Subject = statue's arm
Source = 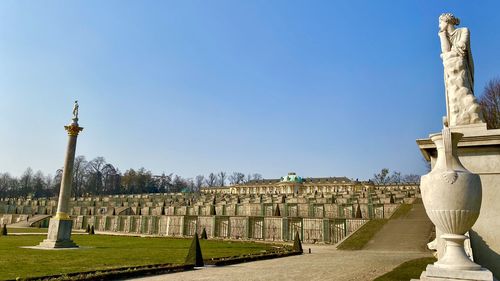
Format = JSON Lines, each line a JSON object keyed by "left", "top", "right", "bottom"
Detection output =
{"left": 439, "top": 31, "right": 451, "bottom": 54}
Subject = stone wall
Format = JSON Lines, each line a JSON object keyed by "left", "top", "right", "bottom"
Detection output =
{"left": 70, "top": 214, "right": 368, "bottom": 244}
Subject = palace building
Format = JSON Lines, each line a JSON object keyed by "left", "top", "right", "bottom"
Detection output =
{"left": 201, "top": 172, "right": 418, "bottom": 195}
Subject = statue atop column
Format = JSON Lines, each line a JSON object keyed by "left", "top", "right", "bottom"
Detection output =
{"left": 438, "top": 13, "right": 483, "bottom": 127}
{"left": 37, "top": 102, "right": 83, "bottom": 249}
{"left": 72, "top": 100, "right": 79, "bottom": 121}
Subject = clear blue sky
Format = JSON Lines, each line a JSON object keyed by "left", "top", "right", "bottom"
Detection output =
{"left": 1, "top": 1, "right": 499, "bottom": 180}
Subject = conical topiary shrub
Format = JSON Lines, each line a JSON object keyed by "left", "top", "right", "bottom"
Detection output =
{"left": 355, "top": 204, "right": 362, "bottom": 218}
{"left": 1, "top": 224, "right": 7, "bottom": 236}
{"left": 90, "top": 225, "right": 95, "bottom": 235}
{"left": 274, "top": 204, "right": 281, "bottom": 217}
{"left": 185, "top": 232, "right": 204, "bottom": 267}
{"left": 292, "top": 231, "right": 303, "bottom": 253}
{"left": 86, "top": 224, "right": 91, "bottom": 233}
{"left": 200, "top": 227, "right": 208, "bottom": 239}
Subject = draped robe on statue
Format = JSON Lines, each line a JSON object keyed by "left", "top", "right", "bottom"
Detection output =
{"left": 441, "top": 27, "right": 482, "bottom": 126}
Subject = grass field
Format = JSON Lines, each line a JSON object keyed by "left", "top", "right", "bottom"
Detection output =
{"left": 6, "top": 227, "right": 49, "bottom": 233}
{"left": 390, "top": 203, "right": 413, "bottom": 220}
{"left": 336, "top": 219, "right": 388, "bottom": 250}
{"left": 373, "top": 257, "right": 437, "bottom": 281}
{"left": 0, "top": 235, "right": 276, "bottom": 280}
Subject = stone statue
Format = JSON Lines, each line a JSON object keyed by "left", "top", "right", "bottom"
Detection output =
{"left": 438, "top": 13, "right": 483, "bottom": 127}
{"left": 72, "top": 100, "right": 79, "bottom": 120}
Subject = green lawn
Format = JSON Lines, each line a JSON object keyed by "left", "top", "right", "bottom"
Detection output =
{"left": 390, "top": 203, "right": 413, "bottom": 220}
{"left": 336, "top": 219, "right": 388, "bottom": 250}
{"left": 6, "top": 227, "right": 49, "bottom": 233}
{"left": 373, "top": 257, "right": 437, "bottom": 281}
{"left": 0, "top": 235, "right": 276, "bottom": 280}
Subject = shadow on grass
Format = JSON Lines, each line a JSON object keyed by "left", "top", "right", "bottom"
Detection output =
{"left": 373, "top": 257, "right": 436, "bottom": 281}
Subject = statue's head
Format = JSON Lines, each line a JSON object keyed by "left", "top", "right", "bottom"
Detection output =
{"left": 439, "top": 13, "right": 460, "bottom": 26}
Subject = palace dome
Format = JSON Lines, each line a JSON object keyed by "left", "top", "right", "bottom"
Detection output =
{"left": 280, "top": 172, "right": 303, "bottom": 183}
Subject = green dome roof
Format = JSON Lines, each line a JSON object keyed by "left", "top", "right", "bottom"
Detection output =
{"left": 280, "top": 172, "right": 303, "bottom": 183}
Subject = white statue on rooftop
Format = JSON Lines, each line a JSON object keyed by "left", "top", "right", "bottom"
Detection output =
{"left": 438, "top": 13, "right": 483, "bottom": 127}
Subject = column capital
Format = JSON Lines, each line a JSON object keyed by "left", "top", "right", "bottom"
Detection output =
{"left": 64, "top": 124, "right": 84, "bottom": 136}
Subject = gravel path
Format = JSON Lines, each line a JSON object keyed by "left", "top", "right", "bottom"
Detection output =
{"left": 126, "top": 246, "right": 431, "bottom": 281}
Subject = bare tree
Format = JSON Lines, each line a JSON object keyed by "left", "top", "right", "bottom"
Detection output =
{"left": 72, "top": 155, "right": 88, "bottom": 197}
{"left": 172, "top": 175, "right": 187, "bottom": 193}
{"left": 194, "top": 175, "right": 205, "bottom": 192}
{"left": 0, "top": 173, "right": 12, "bottom": 198}
{"left": 252, "top": 173, "right": 263, "bottom": 180}
{"left": 205, "top": 173, "right": 217, "bottom": 187}
{"left": 479, "top": 78, "right": 500, "bottom": 129}
{"left": 389, "top": 171, "right": 401, "bottom": 183}
{"left": 53, "top": 169, "right": 63, "bottom": 196}
{"left": 372, "top": 168, "right": 390, "bottom": 184}
{"left": 217, "top": 171, "right": 227, "bottom": 187}
{"left": 402, "top": 174, "right": 421, "bottom": 183}
{"left": 102, "top": 164, "right": 119, "bottom": 194}
{"left": 32, "top": 170, "right": 45, "bottom": 198}
{"left": 229, "top": 172, "right": 245, "bottom": 185}
{"left": 19, "top": 167, "right": 33, "bottom": 197}
{"left": 86, "top": 157, "right": 107, "bottom": 194}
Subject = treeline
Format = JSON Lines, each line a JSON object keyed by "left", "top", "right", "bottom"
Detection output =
{"left": 0, "top": 156, "right": 263, "bottom": 199}
{"left": 371, "top": 168, "right": 420, "bottom": 184}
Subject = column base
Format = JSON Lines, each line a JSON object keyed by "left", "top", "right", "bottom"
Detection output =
{"left": 412, "top": 265, "right": 495, "bottom": 281}
{"left": 37, "top": 218, "right": 78, "bottom": 249}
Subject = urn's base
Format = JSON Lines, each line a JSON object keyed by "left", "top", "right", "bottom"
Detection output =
{"left": 412, "top": 265, "right": 495, "bottom": 281}
{"left": 438, "top": 234, "right": 481, "bottom": 271}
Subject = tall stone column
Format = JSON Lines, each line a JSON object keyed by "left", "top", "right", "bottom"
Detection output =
{"left": 38, "top": 102, "right": 83, "bottom": 248}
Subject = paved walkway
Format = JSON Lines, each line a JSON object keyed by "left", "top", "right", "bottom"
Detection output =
{"left": 126, "top": 247, "right": 430, "bottom": 281}
{"left": 127, "top": 201, "right": 434, "bottom": 281}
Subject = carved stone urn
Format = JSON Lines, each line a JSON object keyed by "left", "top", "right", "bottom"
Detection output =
{"left": 421, "top": 126, "right": 482, "bottom": 270}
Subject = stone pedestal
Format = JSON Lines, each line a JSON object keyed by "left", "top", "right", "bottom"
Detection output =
{"left": 38, "top": 218, "right": 78, "bottom": 248}
{"left": 414, "top": 265, "right": 494, "bottom": 281}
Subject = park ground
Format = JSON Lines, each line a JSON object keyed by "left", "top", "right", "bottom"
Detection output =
{"left": 130, "top": 200, "right": 434, "bottom": 281}
{"left": 0, "top": 235, "right": 277, "bottom": 280}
